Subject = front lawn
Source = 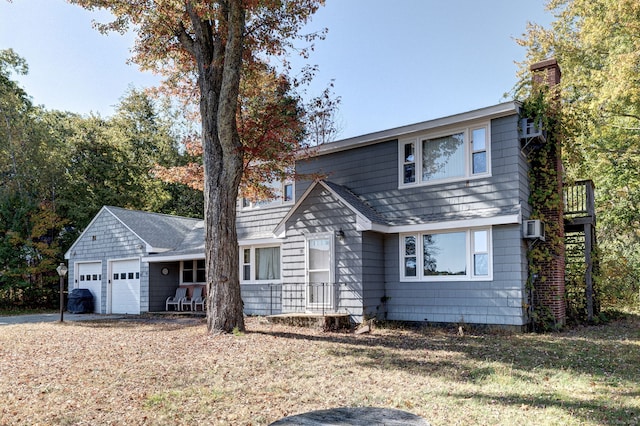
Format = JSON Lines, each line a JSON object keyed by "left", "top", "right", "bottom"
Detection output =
{"left": 1, "top": 315, "right": 638, "bottom": 425}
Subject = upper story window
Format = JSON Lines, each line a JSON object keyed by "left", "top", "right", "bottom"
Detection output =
{"left": 400, "top": 228, "right": 492, "bottom": 281}
{"left": 399, "top": 124, "right": 490, "bottom": 187}
{"left": 241, "top": 180, "right": 294, "bottom": 210}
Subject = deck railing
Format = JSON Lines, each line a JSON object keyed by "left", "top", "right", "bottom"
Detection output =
{"left": 240, "top": 282, "right": 345, "bottom": 316}
{"left": 564, "top": 180, "right": 595, "bottom": 218}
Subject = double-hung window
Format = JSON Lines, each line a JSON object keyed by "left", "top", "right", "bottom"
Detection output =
{"left": 400, "top": 228, "right": 492, "bottom": 281}
{"left": 241, "top": 181, "right": 294, "bottom": 209}
{"left": 240, "top": 245, "right": 281, "bottom": 282}
{"left": 399, "top": 124, "right": 490, "bottom": 186}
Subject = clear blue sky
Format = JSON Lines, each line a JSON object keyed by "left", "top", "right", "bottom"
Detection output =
{"left": 0, "top": 0, "right": 552, "bottom": 140}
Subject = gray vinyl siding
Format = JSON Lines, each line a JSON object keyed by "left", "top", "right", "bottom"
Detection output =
{"left": 383, "top": 224, "right": 526, "bottom": 326}
{"left": 282, "top": 113, "right": 531, "bottom": 326}
{"left": 282, "top": 185, "right": 364, "bottom": 321}
{"left": 67, "top": 210, "right": 148, "bottom": 314}
{"left": 362, "top": 231, "right": 385, "bottom": 320}
{"left": 148, "top": 263, "right": 180, "bottom": 311}
{"left": 237, "top": 204, "right": 290, "bottom": 314}
{"left": 236, "top": 204, "right": 290, "bottom": 239}
{"left": 296, "top": 115, "right": 526, "bottom": 223}
{"left": 241, "top": 283, "right": 283, "bottom": 315}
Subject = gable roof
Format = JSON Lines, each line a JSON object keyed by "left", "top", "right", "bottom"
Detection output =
{"left": 64, "top": 206, "right": 203, "bottom": 259}
{"left": 105, "top": 206, "right": 201, "bottom": 252}
{"left": 321, "top": 181, "right": 388, "bottom": 225}
{"left": 273, "top": 180, "right": 388, "bottom": 237}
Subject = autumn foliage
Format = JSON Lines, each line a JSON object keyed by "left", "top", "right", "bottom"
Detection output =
{"left": 68, "top": 0, "right": 327, "bottom": 333}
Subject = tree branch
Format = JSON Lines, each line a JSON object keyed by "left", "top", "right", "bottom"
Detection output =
{"left": 175, "top": 21, "right": 196, "bottom": 58}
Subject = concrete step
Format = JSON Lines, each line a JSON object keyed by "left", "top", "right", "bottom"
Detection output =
{"left": 266, "top": 313, "right": 351, "bottom": 331}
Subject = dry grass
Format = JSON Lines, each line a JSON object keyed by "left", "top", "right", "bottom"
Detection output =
{"left": 1, "top": 314, "right": 639, "bottom": 425}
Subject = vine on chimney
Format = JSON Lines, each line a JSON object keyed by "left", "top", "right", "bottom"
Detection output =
{"left": 521, "top": 90, "right": 565, "bottom": 331}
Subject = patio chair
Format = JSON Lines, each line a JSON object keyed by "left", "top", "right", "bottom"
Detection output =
{"left": 181, "top": 286, "right": 204, "bottom": 311}
{"left": 192, "top": 287, "right": 206, "bottom": 311}
{"left": 166, "top": 287, "right": 187, "bottom": 311}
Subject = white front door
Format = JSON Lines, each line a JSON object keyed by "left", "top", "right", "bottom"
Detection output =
{"left": 110, "top": 259, "right": 141, "bottom": 314}
{"left": 306, "top": 235, "right": 334, "bottom": 311}
{"left": 77, "top": 262, "right": 102, "bottom": 313}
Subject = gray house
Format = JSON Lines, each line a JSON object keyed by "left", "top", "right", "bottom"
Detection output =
{"left": 237, "top": 100, "right": 531, "bottom": 326}
{"left": 65, "top": 98, "right": 542, "bottom": 327}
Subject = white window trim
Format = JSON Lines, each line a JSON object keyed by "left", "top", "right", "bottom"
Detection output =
{"left": 398, "top": 123, "right": 491, "bottom": 188}
{"left": 240, "top": 180, "right": 294, "bottom": 210}
{"left": 399, "top": 227, "right": 493, "bottom": 282}
{"left": 305, "top": 232, "right": 335, "bottom": 310}
{"left": 239, "top": 243, "right": 283, "bottom": 284}
{"left": 305, "top": 232, "right": 335, "bottom": 285}
{"left": 180, "top": 259, "right": 206, "bottom": 285}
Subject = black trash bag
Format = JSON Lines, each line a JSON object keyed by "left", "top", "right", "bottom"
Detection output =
{"left": 67, "top": 288, "right": 94, "bottom": 314}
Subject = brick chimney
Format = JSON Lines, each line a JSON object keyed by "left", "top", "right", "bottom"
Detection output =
{"left": 529, "top": 58, "right": 566, "bottom": 327}
{"left": 531, "top": 58, "right": 561, "bottom": 89}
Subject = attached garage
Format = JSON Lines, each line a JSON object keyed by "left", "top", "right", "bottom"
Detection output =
{"left": 76, "top": 261, "right": 102, "bottom": 313}
{"left": 65, "top": 206, "right": 204, "bottom": 314}
{"left": 110, "top": 259, "right": 141, "bottom": 314}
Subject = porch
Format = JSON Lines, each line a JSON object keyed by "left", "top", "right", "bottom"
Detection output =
{"left": 240, "top": 282, "right": 360, "bottom": 322}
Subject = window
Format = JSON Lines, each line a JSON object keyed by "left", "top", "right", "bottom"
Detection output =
{"left": 400, "top": 228, "right": 492, "bottom": 280}
{"left": 473, "top": 230, "right": 489, "bottom": 276}
{"left": 182, "top": 259, "right": 206, "bottom": 284}
{"left": 422, "top": 133, "right": 465, "bottom": 181}
{"left": 403, "top": 143, "right": 416, "bottom": 184}
{"left": 400, "top": 124, "right": 490, "bottom": 186}
{"left": 196, "top": 259, "right": 205, "bottom": 282}
{"left": 242, "top": 249, "right": 251, "bottom": 281}
{"left": 471, "top": 128, "right": 487, "bottom": 174}
{"left": 403, "top": 236, "right": 417, "bottom": 277}
{"left": 240, "top": 245, "right": 281, "bottom": 282}
{"left": 423, "top": 232, "right": 466, "bottom": 276}
{"left": 241, "top": 181, "right": 294, "bottom": 209}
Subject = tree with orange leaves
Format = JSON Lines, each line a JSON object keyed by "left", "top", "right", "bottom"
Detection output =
{"left": 69, "top": 0, "right": 326, "bottom": 333}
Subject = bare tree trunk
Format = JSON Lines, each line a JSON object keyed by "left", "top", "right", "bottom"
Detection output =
{"left": 191, "top": 1, "right": 246, "bottom": 333}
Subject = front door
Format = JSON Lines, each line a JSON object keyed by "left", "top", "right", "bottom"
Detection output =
{"left": 306, "top": 235, "right": 334, "bottom": 311}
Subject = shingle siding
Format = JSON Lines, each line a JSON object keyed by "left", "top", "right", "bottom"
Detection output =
{"left": 148, "top": 263, "right": 180, "bottom": 311}
{"left": 382, "top": 225, "right": 526, "bottom": 326}
{"left": 362, "top": 231, "right": 385, "bottom": 320}
{"left": 236, "top": 204, "right": 290, "bottom": 240}
{"left": 281, "top": 185, "right": 365, "bottom": 320}
{"left": 296, "top": 116, "right": 524, "bottom": 225}
{"left": 268, "top": 113, "right": 531, "bottom": 326}
{"left": 67, "top": 209, "right": 147, "bottom": 314}
{"left": 70, "top": 106, "right": 533, "bottom": 327}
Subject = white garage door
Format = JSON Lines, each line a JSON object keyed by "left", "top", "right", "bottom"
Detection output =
{"left": 111, "top": 259, "right": 140, "bottom": 314}
{"left": 77, "top": 262, "right": 102, "bottom": 313}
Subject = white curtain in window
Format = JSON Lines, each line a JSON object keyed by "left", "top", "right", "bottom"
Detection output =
{"left": 256, "top": 247, "right": 280, "bottom": 280}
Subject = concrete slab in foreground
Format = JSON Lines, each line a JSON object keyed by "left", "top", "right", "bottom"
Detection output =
{"left": 269, "top": 407, "right": 430, "bottom": 426}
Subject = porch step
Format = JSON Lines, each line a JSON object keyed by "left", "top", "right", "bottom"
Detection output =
{"left": 266, "top": 313, "right": 351, "bottom": 331}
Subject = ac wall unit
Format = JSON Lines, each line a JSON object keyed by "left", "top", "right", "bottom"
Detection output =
{"left": 519, "top": 118, "right": 545, "bottom": 140}
{"left": 523, "top": 220, "right": 545, "bottom": 241}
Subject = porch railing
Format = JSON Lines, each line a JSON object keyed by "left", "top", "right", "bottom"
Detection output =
{"left": 240, "top": 282, "right": 346, "bottom": 316}
{"left": 564, "top": 180, "right": 595, "bottom": 218}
